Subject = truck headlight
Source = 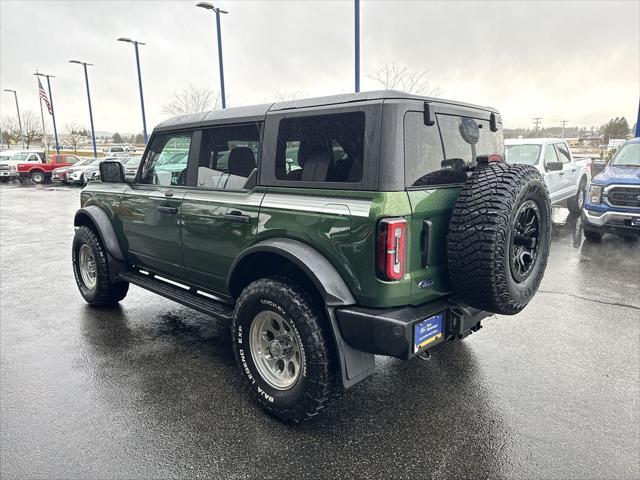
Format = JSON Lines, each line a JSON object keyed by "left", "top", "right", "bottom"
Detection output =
{"left": 589, "top": 185, "right": 603, "bottom": 204}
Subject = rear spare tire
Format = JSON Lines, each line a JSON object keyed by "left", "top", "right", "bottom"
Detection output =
{"left": 447, "top": 163, "right": 551, "bottom": 315}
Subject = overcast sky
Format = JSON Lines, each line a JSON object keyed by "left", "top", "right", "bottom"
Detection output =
{"left": 1, "top": 0, "right": 638, "bottom": 135}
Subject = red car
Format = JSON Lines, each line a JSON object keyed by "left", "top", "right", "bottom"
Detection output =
{"left": 18, "top": 154, "right": 81, "bottom": 184}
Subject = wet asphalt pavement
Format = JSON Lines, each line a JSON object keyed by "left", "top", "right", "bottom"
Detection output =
{"left": 1, "top": 183, "right": 639, "bottom": 480}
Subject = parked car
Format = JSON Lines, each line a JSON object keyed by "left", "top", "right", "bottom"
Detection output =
{"left": 124, "top": 143, "right": 136, "bottom": 153}
{"left": 121, "top": 155, "right": 142, "bottom": 181}
{"left": 52, "top": 157, "right": 93, "bottom": 183}
{"left": 0, "top": 150, "right": 46, "bottom": 182}
{"left": 16, "top": 152, "right": 72, "bottom": 184}
{"left": 583, "top": 137, "right": 640, "bottom": 241}
{"left": 72, "top": 91, "right": 551, "bottom": 422}
{"left": 505, "top": 138, "right": 591, "bottom": 213}
{"left": 65, "top": 158, "right": 104, "bottom": 185}
{"left": 103, "top": 145, "right": 129, "bottom": 158}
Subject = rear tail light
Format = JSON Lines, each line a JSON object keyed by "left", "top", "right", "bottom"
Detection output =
{"left": 377, "top": 218, "right": 407, "bottom": 281}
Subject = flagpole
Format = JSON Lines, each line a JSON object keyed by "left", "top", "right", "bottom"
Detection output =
{"left": 44, "top": 75, "right": 60, "bottom": 154}
{"left": 35, "top": 71, "right": 48, "bottom": 153}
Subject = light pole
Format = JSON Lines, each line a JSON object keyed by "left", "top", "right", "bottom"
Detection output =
{"left": 34, "top": 72, "right": 61, "bottom": 154}
{"left": 3, "top": 89, "right": 23, "bottom": 147}
{"left": 355, "top": 0, "right": 360, "bottom": 93}
{"left": 118, "top": 37, "right": 148, "bottom": 144}
{"left": 69, "top": 60, "right": 97, "bottom": 157}
{"left": 196, "top": 2, "right": 228, "bottom": 109}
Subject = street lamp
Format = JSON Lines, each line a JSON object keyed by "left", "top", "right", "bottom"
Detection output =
{"left": 3, "top": 89, "right": 23, "bottom": 147}
{"left": 34, "top": 72, "right": 61, "bottom": 154}
{"left": 196, "top": 2, "right": 228, "bottom": 109}
{"left": 69, "top": 60, "right": 97, "bottom": 157}
{"left": 118, "top": 37, "right": 148, "bottom": 144}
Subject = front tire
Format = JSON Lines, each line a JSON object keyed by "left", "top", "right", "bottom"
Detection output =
{"left": 567, "top": 177, "right": 587, "bottom": 214}
{"left": 72, "top": 226, "right": 129, "bottom": 306}
{"left": 232, "top": 278, "right": 337, "bottom": 423}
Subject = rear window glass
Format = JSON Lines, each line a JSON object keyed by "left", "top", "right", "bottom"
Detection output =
{"left": 275, "top": 112, "right": 364, "bottom": 183}
{"left": 404, "top": 113, "right": 504, "bottom": 187}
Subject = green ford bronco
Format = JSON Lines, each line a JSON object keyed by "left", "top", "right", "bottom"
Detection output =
{"left": 72, "top": 91, "right": 551, "bottom": 422}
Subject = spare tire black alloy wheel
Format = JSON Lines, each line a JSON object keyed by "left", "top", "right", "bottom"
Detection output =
{"left": 447, "top": 163, "right": 551, "bottom": 315}
{"left": 510, "top": 200, "right": 540, "bottom": 283}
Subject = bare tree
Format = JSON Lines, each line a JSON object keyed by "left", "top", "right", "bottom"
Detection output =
{"left": 21, "top": 111, "right": 41, "bottom": 149}
{"left": 1, "top": 117, "right": 20, "bottom": 147}
{"left": 368, "top": 63, "right": 442, "bottom": 96}
{"left": 162, "top": 84, "right": 221, "bottom": 115}
{"left": 273, "top": 89, "right": 306, "bottom": 102}
{"left": 64, "top": 124, "right": 84, "bottom": 154}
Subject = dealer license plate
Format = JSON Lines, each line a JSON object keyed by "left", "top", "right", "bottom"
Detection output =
{"left": 413, "top": 312, "right": 444, "bottom": 353}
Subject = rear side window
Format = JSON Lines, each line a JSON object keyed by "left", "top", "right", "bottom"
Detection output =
{"left": 275, "top": 112, "right": 364, "bottom": 183}
{"left": 197, "top": 124, "right": 260, "bottom": 190}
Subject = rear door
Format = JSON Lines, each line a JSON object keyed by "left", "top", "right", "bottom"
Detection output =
{"left": 404, "top": 108, "right": 504, "bottom": 305}
{"left": 181, "top": 123, "right": 263, "bottom": 296}
{"left": 119, "top": 131, "right": 193, "bottom": 279}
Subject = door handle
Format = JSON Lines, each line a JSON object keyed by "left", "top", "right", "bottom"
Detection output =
{"left": 164, "top": 191, "right": 174, "bottom": 197}
{"left": 224, "top": 210, "right": 250, "bottom": 224}
{"left": 571, "top": 169, "right": 576, "bottom": 172}
{"left": 157, "top": 205, "right": 178, "bottom": 214}
{"left": 559, "top": 172, "right": 564, "bottom": 176}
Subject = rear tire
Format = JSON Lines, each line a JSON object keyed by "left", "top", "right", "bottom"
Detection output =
{"left": 31, "top": 171, "right": 45, "bottom": 184}
{"left": 72, "top": 226, "right": 129, "bottom": 306}
{"left": 232, "top": 277, "right": 337, "bottom": 423}
{"left": 447, "top": 163, "right": 552, "bottom": 315}
{"left": 567, "top": 177, "right": 587, "bottom": 214}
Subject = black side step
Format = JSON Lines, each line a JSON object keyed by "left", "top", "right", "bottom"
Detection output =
{"left": 120, "top": 271, "right": 234, "bottom": 321}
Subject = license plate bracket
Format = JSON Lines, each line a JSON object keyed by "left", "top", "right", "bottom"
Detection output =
{"left": 413, "top": 312, "right": 445, "bottom": 353}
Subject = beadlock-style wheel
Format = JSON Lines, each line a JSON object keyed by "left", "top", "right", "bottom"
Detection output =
{"left": 78, "top": 244, "right": 97, "bottom": 289}
{"left": 249, "top": 311, "right": 302, "bottom": 390}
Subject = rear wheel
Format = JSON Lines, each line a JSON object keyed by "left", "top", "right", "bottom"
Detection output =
{"left": 447, "top": 163, "right": 552, "bottom": 315}
{"left": 232, "top": 277, "right": 337, "bottom": 423}
{"left": 72, "top": 226, "right": 129, "bottom": 306}
{"left": 31, "top": 171, "right": 45, "bottom": 184}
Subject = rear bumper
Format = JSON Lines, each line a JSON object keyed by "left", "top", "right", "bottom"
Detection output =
{"left": 336, "top": 299, "right": 491, "bottom": 361}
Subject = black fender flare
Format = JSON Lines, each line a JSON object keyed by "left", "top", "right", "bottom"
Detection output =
{"left": 228, "top": 239, "right": 374, "bottom": 388}
{"left": 74, "top": 206, "right": 125, "bottom": 261}
{"left": 228, "top": 238, "right": 356, "bottom": 306}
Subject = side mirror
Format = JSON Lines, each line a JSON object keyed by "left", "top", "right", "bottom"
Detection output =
{"left": 99, "top": 160, "right": 125, "bottom": 183}
{"left": 545, "top": 161, "right": 563, "bottom": 172}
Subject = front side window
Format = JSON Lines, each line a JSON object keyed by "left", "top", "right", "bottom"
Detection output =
{"left": 554, "top": 143, "right": 571, "bottom": 164}
{"left": 139, "top": 133, "right": 192, "bottom": 186}
{"left": 197, "top": 124, "right": 260, "bottom": 190}
{"left": 275, "top": 112, "right": 364, "bottom": 183}
{"left": 543, "top": 144, "right": 559, "bottom": 166}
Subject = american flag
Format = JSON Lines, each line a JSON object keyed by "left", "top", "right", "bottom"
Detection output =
{"left": 38, "top": 78, "right": 53, "bottom": 115}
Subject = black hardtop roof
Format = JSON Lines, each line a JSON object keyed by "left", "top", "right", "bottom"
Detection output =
{"left": 154, "top": 90, "right": 499, "bottom": 132}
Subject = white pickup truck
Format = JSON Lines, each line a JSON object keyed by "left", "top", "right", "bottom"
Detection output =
{"left": 505, "top": 138, "right": 591, "bottom": 213}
